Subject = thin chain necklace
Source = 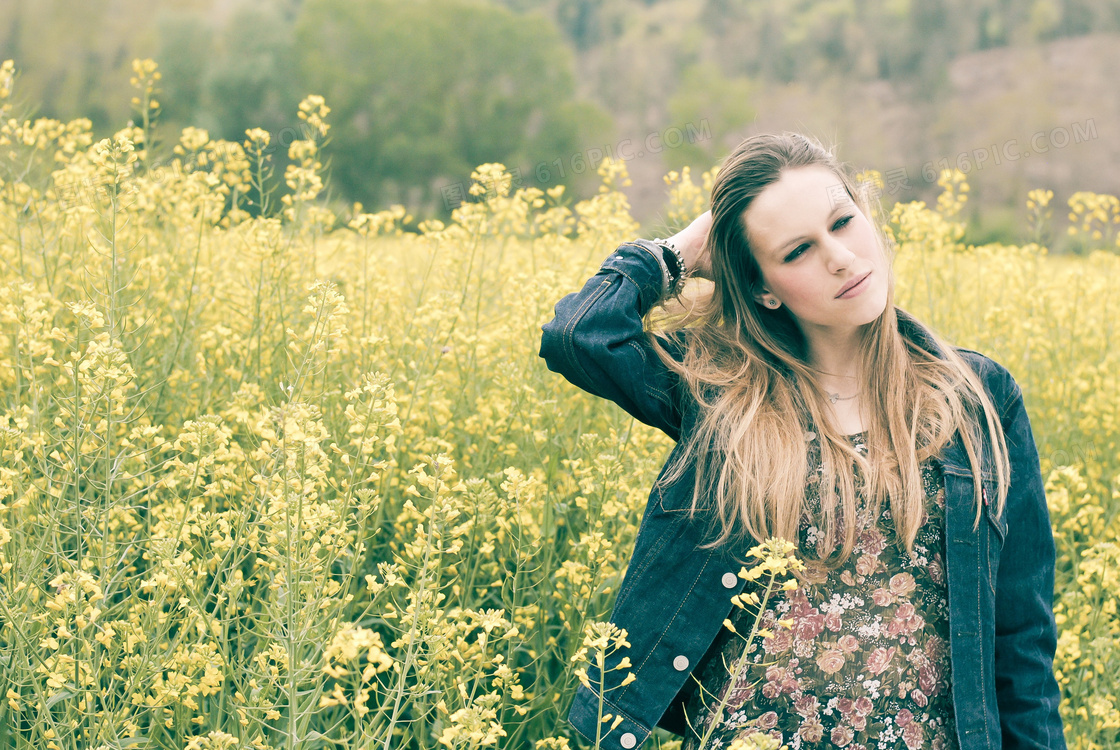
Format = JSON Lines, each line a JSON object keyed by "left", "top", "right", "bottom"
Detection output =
{"left": 809, "top": 366, "right": 860, "bottom": 404}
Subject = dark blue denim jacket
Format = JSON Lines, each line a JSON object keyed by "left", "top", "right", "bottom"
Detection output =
{"left": 539, "top": 240, "right": 1065, "bottom": 750}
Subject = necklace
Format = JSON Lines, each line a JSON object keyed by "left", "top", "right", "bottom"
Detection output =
{"left": 809, "top": 366, "right": 859, "bottom": 405}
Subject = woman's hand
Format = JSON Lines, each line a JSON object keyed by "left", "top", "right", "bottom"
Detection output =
{"left": 668, "top": 210, "right": 713, "bottom": 279}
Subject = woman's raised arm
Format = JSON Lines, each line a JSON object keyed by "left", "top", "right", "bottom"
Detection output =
{"left": 538, "top": 239, "right": 691, "bottom": 441}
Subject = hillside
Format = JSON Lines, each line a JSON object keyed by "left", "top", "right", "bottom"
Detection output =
{"left": 612, "top": 32, "right": 1119, "bottom": 240}
{"left": 3, "top": 0, "right": 1117, "bottom": 244}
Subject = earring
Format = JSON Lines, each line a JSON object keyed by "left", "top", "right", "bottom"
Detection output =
{"left": 766, "top": 299, "right": 779, "bottom": 308}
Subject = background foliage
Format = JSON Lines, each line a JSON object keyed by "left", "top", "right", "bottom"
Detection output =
{"left": 2, "top": 0, "right": 1118, "bottom": 237}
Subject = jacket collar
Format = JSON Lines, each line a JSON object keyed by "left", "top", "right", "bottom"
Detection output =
{"left": 894, "top": 308, "right": 996, "bottom": 481}
{"left": 895, "top": 306, "right": 949, "bottom": 360}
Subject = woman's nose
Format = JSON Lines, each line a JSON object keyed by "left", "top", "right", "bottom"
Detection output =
{"left": 824, "top": 236, "right": 857, "bottom": 271}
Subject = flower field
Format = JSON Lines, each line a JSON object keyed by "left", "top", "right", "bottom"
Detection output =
{"left": 0, "top": 59, "right": 1119, "bottom": 749}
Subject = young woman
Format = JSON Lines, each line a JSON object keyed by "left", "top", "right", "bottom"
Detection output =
{"left": 539, "top": 133, "right": 1064, "bottom": 750}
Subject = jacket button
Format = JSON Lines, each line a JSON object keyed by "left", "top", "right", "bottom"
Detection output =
{"left": 620, "top": 733, "right": 637, "bottom": 748}
{"left": 673, "top": 654, "right": 689, "bottom": 671}
{"left": 721, "top": 572, "right": 738, "bottom": 588}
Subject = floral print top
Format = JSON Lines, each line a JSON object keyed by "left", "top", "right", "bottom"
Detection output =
{"left": 680, "top": 431, "right": 958, "bottom": 750}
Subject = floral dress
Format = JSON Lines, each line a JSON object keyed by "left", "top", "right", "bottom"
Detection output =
{"left": 681, "top": 431, "right": 958, "bottom": 750}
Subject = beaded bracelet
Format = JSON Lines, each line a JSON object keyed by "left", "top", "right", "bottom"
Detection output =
{"left": 652, "top": 237, "right": 688, "bottom": 295}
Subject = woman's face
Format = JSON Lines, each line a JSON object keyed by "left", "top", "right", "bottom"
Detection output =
{"left": 742, "top": 164, "right": 889, "bottom": 334}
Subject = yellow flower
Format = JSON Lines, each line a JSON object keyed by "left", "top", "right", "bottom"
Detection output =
{"left": 244, "top": 127, "right": 271, "bottom": 148}
{"left": 0, "top": 59, "right": 14, "bottom": 99}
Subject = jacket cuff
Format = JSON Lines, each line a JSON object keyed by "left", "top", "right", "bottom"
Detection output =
{"left": 600, "top": 240, "right": 672, "bottom": 309}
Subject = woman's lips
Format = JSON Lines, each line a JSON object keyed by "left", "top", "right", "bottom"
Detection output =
{"left": 836, "top": 271, "right": 871, "bottom": 299}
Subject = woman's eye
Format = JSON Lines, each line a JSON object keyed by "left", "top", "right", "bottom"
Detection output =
{"left": 783, "top": 215, "right": 855, "bottom": 262}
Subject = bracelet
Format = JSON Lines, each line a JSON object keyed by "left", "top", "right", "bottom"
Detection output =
{"left": 653, "top": 237, "right": 688, "bottom": 294}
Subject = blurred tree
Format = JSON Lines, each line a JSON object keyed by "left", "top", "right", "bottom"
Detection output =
{"left": 557, "top": 0, "right": 602, "bottom": 50}
{"left": 1026, "top": 0, "right": 1064, "bottom": 41}
{"left": 699, "top": 0, "right": 732, "bottom": 33}
{"left": 4, "top": 0, "right": 1119, "bottom": 225}
{"left": 862, "top": 0, "right": 923, "bottom": 80}
{"left": 911, "top": 0, "right": 955, "bottom": 80}
{"left": 201, "top": 2, "right": 303, "bottom": 141}
{"left": 0, "top": 0, "right": 218, "bottom": 131}
{"left": 665, "top": 62, "right": 754, "bottom": 170}
{"left": 488, "top": 0, "right": 631, "bottom": 51}
{"left": 294, "top": 0, "right": 611, "bottom": 213}
{"left": 155, "top": 13, "right": 213, "bottom": 128}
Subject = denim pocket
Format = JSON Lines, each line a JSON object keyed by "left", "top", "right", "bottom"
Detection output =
{"left": 656, "top": 480, "right": 692, "bottom": 514}
{"left": 983, "top": 481, "right": 1006, "bottom": 595}
{"left": 983, "top": 482, "right": 1007, "bottom": 544}
{"left": 651, "top": 442, "right": 693, "bottom": 514}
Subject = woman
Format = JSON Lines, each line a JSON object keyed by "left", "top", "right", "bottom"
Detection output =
{"left": 539, "top": 133, "right": 1064, "bottom": 750}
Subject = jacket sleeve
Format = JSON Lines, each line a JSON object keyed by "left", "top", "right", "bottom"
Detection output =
{"left": 538, "top": 240, "right": 689, "bottom": 442}
{"left": 993, "top": 373, "right": 1067, "bottom": 749}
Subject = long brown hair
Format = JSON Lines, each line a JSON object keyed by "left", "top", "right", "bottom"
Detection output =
{"left": 647, "top": 132, "right": 1010, "bottom": 569}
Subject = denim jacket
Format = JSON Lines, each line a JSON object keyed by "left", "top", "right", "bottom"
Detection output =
{"left": 539, "top": 240, "right": 1065, "bottom": 750}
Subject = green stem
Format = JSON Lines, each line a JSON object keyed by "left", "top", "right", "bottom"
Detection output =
{"left": 694, "top": 574, "right": 778, "bottom": 750}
